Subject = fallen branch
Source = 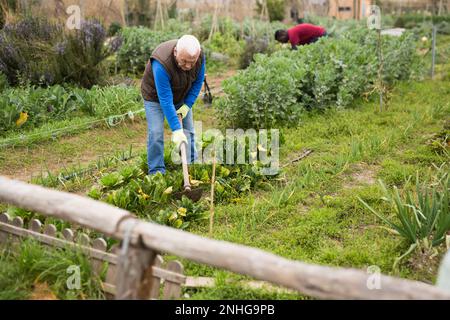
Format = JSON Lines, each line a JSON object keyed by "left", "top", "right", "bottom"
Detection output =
{"left": 282, "top": 149, "right": 313, "bottom": 168}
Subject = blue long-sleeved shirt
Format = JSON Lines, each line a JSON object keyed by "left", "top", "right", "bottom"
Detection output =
{"left": 152, "top": 57, "right": 206, "bottom": 132}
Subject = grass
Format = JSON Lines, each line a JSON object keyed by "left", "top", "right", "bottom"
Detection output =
{"left": 0, "top": 79, "right": 449, "bottom": 299}
{"left": 177, "top": 80, "right": 450, "bottom": 298}
{"left": 0, "top": 239, "right": 104, "bottom": 300}
{"left": 0, "top": 101, "right": 217, "bottom": 183}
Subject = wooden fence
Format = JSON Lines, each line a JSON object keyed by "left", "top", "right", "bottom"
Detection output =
{"left": 0, "top": 212, "right": 185, "bottom": 299}
{"left": 0, "top": 176, "right": 450, "bottom": 300}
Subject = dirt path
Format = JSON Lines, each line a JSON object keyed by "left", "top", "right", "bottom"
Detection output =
{"left": 206, "top": 70, "right": 236, "bottom": 97}
{"left": 0, "top": 120, "right": 148, "bottom": 182}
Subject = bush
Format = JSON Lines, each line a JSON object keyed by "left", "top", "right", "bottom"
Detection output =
{"left": 56, "top": 20, "right": 119, "bottom": 88}
{"left": 0, "top": 17, "right": 117, "bottom": 88}
{"left": 216, "top": 29, "right": 418, "bottom": 129}
{"left": 204, "top": 32, "right": 244, "bottom": 67}
{"left": 394, "top": 14, "right": 450, "bottom": 28}
{"left": 108, "top": 21, "right": 122, "bottom": 37}
{"left": 0, "top": 72, "right": 9, "bottom": 92}
{"left": 116, "top": 27, "right": 180, "bottom": 74}
{"left": 0, "top": 16, "right": 63, "bottom": 86}
{"left": 239, "top": 36, "right": 274, "bottom": 69}
{"left": 394, "top": 14, "right": 450, "bottom": 35}
{"left": 216, "top": 53, "right": 304, "bottom": 129}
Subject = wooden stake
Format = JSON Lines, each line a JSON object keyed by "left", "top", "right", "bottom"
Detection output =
{"left": 208, "top": 2, "right": 220, "bottom": 41}
{"left": 377, "top": 28, "right": 384, "bottom": 112}
{"left": 431, "top": 25, "right": 437, "bottom": 80}
{"left": 209, "top": 150, "right": 216, "bottom": 237}
{"left": 259, "top": 0, "right": 269, "bottom": 21}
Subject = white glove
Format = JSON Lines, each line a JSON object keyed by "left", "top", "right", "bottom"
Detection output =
{"left": 172, "top": 129, "right": 188, "bottom": 150}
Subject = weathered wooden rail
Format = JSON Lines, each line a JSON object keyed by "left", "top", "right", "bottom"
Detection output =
{"left": 1, "top": 176, "right": 450, "bottom": 300}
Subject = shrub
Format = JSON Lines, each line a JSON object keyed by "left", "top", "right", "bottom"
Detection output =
{"left": 0, "top": 17, "right": 117, "bottom": 88}
{"left": 56, "top": 20, "right": 116, "bottom": 88}
{"left": 116, "top": 27, "right": 180, "bottom": 74}
{"left": 216, "top": 53, "right": 304, "bottom": 129}
{"left": 108, "top": 21, "right": 122, "bottom": 37}
{"left": 204, "top": 31, "right": 244, "bottom": 69}
{"left": 216, "top": 29, "right": 418, "bottom": 129}
{"left": 0, "top": 16, "right": 62, "bottom": 86}
{"left": 239, "top": 36, "right": 274, "bottom": 69}
{"left": 394, "top": 14, "right": 450, "bottom": 28}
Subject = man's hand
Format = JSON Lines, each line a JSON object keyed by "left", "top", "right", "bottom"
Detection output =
{"left": 177, "top": 104, "right": 191, "bottom": 119}
{"left": 172, "top": 129, "right": 188, "bottom": 150}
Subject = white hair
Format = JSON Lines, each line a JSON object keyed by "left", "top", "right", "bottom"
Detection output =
{"left": 176, "top": 35, "right": 201, "bottom": 57}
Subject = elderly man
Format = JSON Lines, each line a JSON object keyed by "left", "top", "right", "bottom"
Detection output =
{"left": 141, "top": 35, "right": 205, "bottom": 175}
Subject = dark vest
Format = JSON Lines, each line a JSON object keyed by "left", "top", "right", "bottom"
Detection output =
{"left": 141, "top": 39, "right": 204, "bottom": 106}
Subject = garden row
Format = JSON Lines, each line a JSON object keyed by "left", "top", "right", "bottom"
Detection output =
{"left": 0, "top": 15, "right": 288, "bottom": 140}
{"left": 115, "top": 16, "right": 287, "bottom": 73}
{"left": 216, "top": 28, "right": 420, "bottom": 129}
{"left": 0, "top": 84, "right": 142, "bottom": 137}
{"left": 0, "top": 15, "right": 286, "bottom": 90}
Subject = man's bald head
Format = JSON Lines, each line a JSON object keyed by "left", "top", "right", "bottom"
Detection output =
{"left": 174, "top": 35, "right": 201, "bottom": 71}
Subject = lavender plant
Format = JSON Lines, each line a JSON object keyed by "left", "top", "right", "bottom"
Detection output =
{"left": 0, "top": 17, "right": 120, "bottom": 88}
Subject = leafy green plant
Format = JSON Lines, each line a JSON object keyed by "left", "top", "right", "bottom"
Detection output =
{"left": 204, "top": 31, "right": 244, "bottom": 67}
{"left": 216, "top": 52, "right": 304, "bottom": 129}
{"left": 116, "top": 27, "right": 180, "bottom": 74}
{"left": 89, "top": 139, "right": 277, "bottom": 229}
{"left": 100, "top": 172, "right": 124, "bottom": 189}
{"left": 155, "top": 196, "right": 208, "bottom": 229}
{"left": 108, "top": 21, "right": 122, "bottom": 37}
{"left": 216, "top": 29, "right": 418, "bottom": 129}
{"left": 359, "top": 172, "right": 450, "bottom": 267}
{"left": 239, "top": 36, "right": 274, "bottom": 69}
{"left": 0, "top": 84, "right": 142, "bottom": 137}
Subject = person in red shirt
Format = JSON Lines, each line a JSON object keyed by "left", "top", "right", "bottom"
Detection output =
{"left": 275, "top": 23, "right": 327, "bottom": 50}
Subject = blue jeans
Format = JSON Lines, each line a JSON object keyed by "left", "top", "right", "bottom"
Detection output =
{"left": 144, "top": 100, "right": 197, "bottom": 175}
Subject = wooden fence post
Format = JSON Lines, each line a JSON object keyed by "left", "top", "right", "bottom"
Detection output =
{"left": 115, "top": 220, "right": 158, "bottom": 300}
